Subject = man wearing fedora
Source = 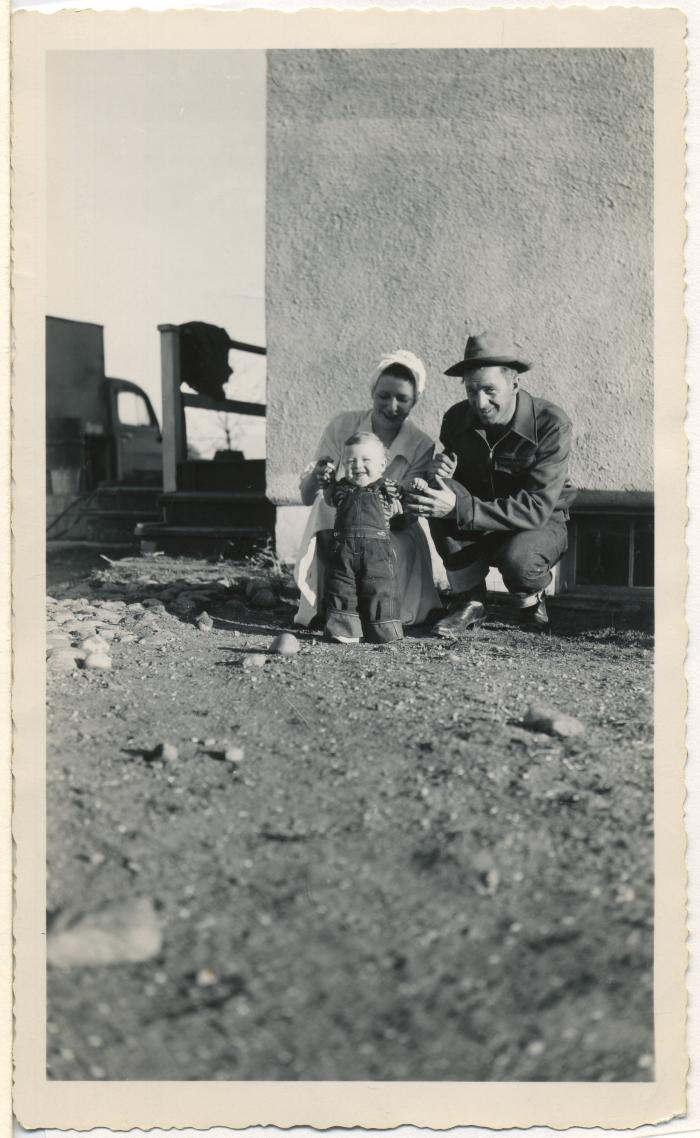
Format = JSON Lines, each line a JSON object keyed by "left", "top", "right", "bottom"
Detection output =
{"left": 407, "top": 332, "right": 576, "bottom": 634}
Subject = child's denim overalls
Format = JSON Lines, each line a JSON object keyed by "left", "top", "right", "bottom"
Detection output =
{"left": 325, "top": 479, "right": 404, "bottom": 643}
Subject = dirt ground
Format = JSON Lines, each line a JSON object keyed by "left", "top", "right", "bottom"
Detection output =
{"left": 45, "top": 546, "right": 654, "bottom": 1082}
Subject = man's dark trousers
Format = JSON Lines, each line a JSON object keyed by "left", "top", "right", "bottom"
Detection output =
{"left": 430, "top": 512, "right": 568, "bottom": 600}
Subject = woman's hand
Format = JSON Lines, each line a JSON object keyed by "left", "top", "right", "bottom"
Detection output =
{"left": 427, "top": 451, "right": 458, "bottom": 481}
{"left": 405, "top": 475, "right": 457, "bottom": 519}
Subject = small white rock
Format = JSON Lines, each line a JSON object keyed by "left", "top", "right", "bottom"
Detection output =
{"left": 242, "top": 653, "right": 268, "bottom": 670}
{"left": 151, "top": 741, "right": 178, "bottom": 761}
{"left": 79, "top": 636, "right": 111, "bottom": 655}
{"left": 224, "top": 746, "right": 245, "bottom": 763}
{"left": 84, "top": 653, "right": 112, "bottom": 670}
{"left": 269, "top": 632, "right": 301, "bottom": 656}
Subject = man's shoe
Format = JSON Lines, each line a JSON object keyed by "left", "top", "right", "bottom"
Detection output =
{"left": 434, "top": 593, "right": 487, "bottom": 638}
{"left": 518, "top": 592, "right": 549, "bottom": 630}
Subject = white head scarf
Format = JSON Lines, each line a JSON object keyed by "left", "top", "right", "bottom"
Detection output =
{"left": 369, "top": 350, "right": 427, "bottom": 400}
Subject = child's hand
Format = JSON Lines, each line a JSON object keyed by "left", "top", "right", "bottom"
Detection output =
{"left": 314, "top": 457, "right": 335, "bottom": 487}
{"left": 410, "top": 477, "right": 430, "bottom": 493}
{"left": 427, "top": 451, "right": 458, "bottom": 481}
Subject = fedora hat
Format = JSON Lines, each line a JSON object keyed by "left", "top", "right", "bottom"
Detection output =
{"left": 444, "top": 332, "right": 531, "bottom": 377}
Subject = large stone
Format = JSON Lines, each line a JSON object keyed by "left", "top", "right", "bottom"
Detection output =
{"left": 524, "top": 704, "right": 585, "bottom": 738}
{"left": 251, "top": 589, "right": 278, "bottom": 610}
{"left": 47, "top": 649, "right": 80, "bottom": 671}
{"left": 94, "top": 611, "right": 123, "bottom": 625}
{"left": 46, "top": 635, "right": 72, "bottom": 651}
{"left": 47, "top": 897, "right": 162, "bottom": 968}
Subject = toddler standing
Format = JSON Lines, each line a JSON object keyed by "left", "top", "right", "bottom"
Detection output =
{"left": 321, "top": 432, "right": 406, "bottom": 644}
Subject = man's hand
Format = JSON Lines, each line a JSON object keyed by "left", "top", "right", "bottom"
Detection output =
{"left": 405, "top": 475, "right": 457, "bottom": 519}
{"left": 427, "top": 451, "right": 458, "bottom": 481}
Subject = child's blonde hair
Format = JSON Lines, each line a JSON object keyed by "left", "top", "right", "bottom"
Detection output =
{"left": 343, "top": 431, "right": 388, "bottom": 458}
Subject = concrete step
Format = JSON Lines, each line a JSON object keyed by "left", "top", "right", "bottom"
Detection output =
{"left": 178, "top": 458, "right": 266, "bottom": 493}
{"left": 135, "top": 521, "right": 271, "bottom": 557}
{"left": 92, "top": 484, "right": 163, "bottom": 512}
{"left": 160, "top": 490, "right": 274, "bottom": 528}
{"left": 84, "top": 509, "right": 162, "bottom": 521}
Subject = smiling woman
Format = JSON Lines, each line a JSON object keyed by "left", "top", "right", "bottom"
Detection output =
{"left": 370, "top": 367, "right": 420, "bottom": 443}
{"left": 294, "top": 350, "right": 442, "bottom": 631}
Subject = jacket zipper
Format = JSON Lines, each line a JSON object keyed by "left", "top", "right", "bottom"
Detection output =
{"left": 476, "top": 433, "right": 499, "bottom": 498}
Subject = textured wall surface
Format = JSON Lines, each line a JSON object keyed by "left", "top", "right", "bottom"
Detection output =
{"left": 266, "top": 49, "right": 653, "bottom": 504}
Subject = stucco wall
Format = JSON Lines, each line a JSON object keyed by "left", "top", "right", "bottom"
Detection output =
{"left": 266, "top": 49, "right": 653, "bottom": 505}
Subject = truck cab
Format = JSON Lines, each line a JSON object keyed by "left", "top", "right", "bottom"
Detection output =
{"left": 107, "top": 377, "right": 162, "bottom": 484}
{"left": 46, "top": 316, "right": 162, "bottom": 498}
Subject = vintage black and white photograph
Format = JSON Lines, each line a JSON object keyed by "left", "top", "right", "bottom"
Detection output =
{"left": 10, "top": 6, "right": 687, "bottom": 1129}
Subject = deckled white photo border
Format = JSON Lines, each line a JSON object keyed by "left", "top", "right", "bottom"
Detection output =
{"left": 10, "top": 5, "right": 688, "bottom": 1129}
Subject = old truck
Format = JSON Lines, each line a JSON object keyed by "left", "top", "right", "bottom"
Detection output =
{"left": 46, "top": 315, "right": 271, "bottom": 550}
{"left": 46, "top": 315, "right": 163, "bottom": 538}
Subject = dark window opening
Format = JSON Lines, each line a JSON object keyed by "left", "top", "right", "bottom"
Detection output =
{"left": 574, "top": 515, "right": 654, "bottom": 588}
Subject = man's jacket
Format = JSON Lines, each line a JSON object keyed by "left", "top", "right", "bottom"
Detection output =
{"left": 439, "top": 388, "right": 577, "bottom": 533}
